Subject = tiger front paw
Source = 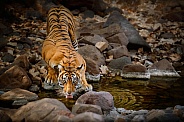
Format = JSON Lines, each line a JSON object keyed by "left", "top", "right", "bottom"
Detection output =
{"left": 84, "top": 84, "right": 93, "bottom": 91}
{"left": 45, "top": 73, "right": 57, "bottom": 85}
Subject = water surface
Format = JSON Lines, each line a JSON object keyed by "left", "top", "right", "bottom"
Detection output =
{"left": 39, "top": 77, "right": 184, "bottom": 110}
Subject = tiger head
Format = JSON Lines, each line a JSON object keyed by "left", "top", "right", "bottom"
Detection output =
{"left": 56, "top": 62, "right": 84, "bottom": 98}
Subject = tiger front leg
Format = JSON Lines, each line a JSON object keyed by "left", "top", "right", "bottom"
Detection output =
{"left": 45, "top": 65, "right": 58, "bottom": 85}
{"left": 81, "top": 73, "right": 93, "bottom": 91}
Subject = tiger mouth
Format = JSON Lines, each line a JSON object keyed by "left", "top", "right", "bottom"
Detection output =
{"left": 65, "top": 94, "right": 73, "bottom": 98}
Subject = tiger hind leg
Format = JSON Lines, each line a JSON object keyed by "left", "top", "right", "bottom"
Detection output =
{"left": 45, "top": 65, "right": 58, "bottom": 84}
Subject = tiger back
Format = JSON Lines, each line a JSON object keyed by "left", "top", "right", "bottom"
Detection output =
{"left": 42, "top": 6, "right": 92, "bottom": 98}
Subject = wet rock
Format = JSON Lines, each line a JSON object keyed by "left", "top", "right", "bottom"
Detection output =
{"left": 72, "top": 112, "right": 104, "bottom": 122}
{"left": 0, "top": 65, "right": 32, "bottom": 90}
{"left": 106, "top": 32, "right": 129, "bottom": 46}
{"left": 0, "top": 37, "right": 8, "bottom": 49}
{"left": 108, "top": 56, "right": 131, "bottom": 70}
{"left": 28, "top": 84, "right": 40, "bottom": 92}
{"left": 72, "top": 103, "right": 103, "bottom": 115}
{"left": 149, "top": 59, "right": 180, "bottom": 77}
{"left": 76, "top": 91, "right": 114, "bottom": 112}
{"left": 2, "top": 53, "right": 15, "bottom": 63}
{"left": 173, "top": 105, "right": 184, "bottom": 120}
{"left": 107, "top": 45, "right": 129, "bottom": 59}
{"left": 103, "top": 11, "right": 151, "bottom": 51}
{"left": 78, "top": 45, "right": 105, "bottom": 66}
{"left": 0, "top": 110, "right": 12, "bottom": 122}
{"left": 11, "top": 98, "right": 74, "bottom": 121}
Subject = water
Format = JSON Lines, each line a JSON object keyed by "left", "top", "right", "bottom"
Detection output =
{"left": 38, "top": 76, "right": 184, "bottom": 110}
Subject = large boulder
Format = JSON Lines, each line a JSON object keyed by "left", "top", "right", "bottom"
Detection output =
{"left": 0, "top": 88, "right": 38, "bottom": 106}
{"left": 75, "top": 91, "right": 114, "bottom": 112}
{"left": 103, "top": 11, "right": 151, "bottom": 51}
{"left": 10, "top": 98, "right": 74, "bottom": 121}
{"left": 78, "top": 45, "right": 105, "bottom": 66}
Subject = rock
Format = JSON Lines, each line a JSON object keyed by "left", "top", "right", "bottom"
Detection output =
{"left": 123, "top": 64, "right": 147, "bottom": 73}
{"left": 149, "top": 59, "right": 180, "bottom": 77}
{"left": 29, "top": 84, "right": 40, "bottom": 92}
{"left": 0, "top": 110, "right": 12, "bottom": 122}
{"left": 146, "top": 109, "right": 180, "bottom": 122}
{"left": 72, "top": 104, "right": 103, "bottom": 115}
{"left": 85, "top": 57, "right": 100, "bottom": 75}
{"left": 0, "top": 55, "right": 31, "bottom": 76}
{"left": 103, "top": 11, "right": 151, "bottom": 51}
{"left": 107, "top": 45, "right": 129, "bottom": 59}
{"left": 108, "top": 56, "right": 131, "bottom": 70}
{"left": 0, "top": 22, "right": 13, "bottom": 35}
{"left": 115, "top": 116, "right": 130, "bottom": 122}
{"left": 131, "top": 115, "right": 146, "bottom": 122}
{"left": 13, "top": 55, "right": 30, "bottom": 70}
{"left": 2, "top": 53, "right": 15, "bottom": 63}
{"left": 173, "top": 105, "right": 184, "bottom": 119}
{"left": 161, "top": 33, "right": 175, "bottom": 39}
{"left": 82, "top": 35, "right": 108, "bottom": 46}
{"left": 19, "top": 37, "right": 33, "bottom": 46}
{"left": 78, "top": 45, "right": 105, "bottom": 66}
{"left": 81, "top": 10, "right": 95, "bottom": 19}
{"left": 57, "top": 115, "right": 72, "bottom": 122}
{"left": 106, "top": 32, "right": 129, "bottom": 46}
{"left": 146, "top": 110, "right": 165, "bottom": 121}
{"left": 11, "top": 98, "right": 74, "bottom": 121}
{"left": 95, "top": 41, "right": 108, "bottom": 52}
{"left": 75, "top": 91, "right": 114, "bottom": 112}
{"left": 0, "top": 65, "right": 32, "bottom": 90}
{"left": 72, "top": 112, "right": 104, "bottom": 122}
{"left": 122, "top": 64, "right": 150, "bottom": 79}
{"left": 0, "top": 88, "right": 38, "bottom": 101}
{"left": 162, "top": 10, "right": 184, "bottom": 22}
{"left": 0, "top": 37, "right": 8, "bottom": 49}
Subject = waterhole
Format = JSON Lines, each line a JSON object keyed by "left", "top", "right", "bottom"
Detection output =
{"left": 38, "top": 76, "right": 184, "bottom": 110}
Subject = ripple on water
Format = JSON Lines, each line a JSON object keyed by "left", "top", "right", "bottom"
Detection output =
{"left": 38, "top": 77, "right": 184, "bottom": 110}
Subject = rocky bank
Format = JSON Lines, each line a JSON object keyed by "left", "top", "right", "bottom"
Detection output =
{"left": 0, "top": 0, "right": 184, "bottom": 121}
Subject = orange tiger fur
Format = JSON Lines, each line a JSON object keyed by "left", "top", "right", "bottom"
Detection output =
{"left": 42, "top": 6, "right": 92, "bottom": 98}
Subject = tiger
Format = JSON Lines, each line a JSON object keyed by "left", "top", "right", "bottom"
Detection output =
{"left": 42, "top": 6, "right": 92, "bottom": 98}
